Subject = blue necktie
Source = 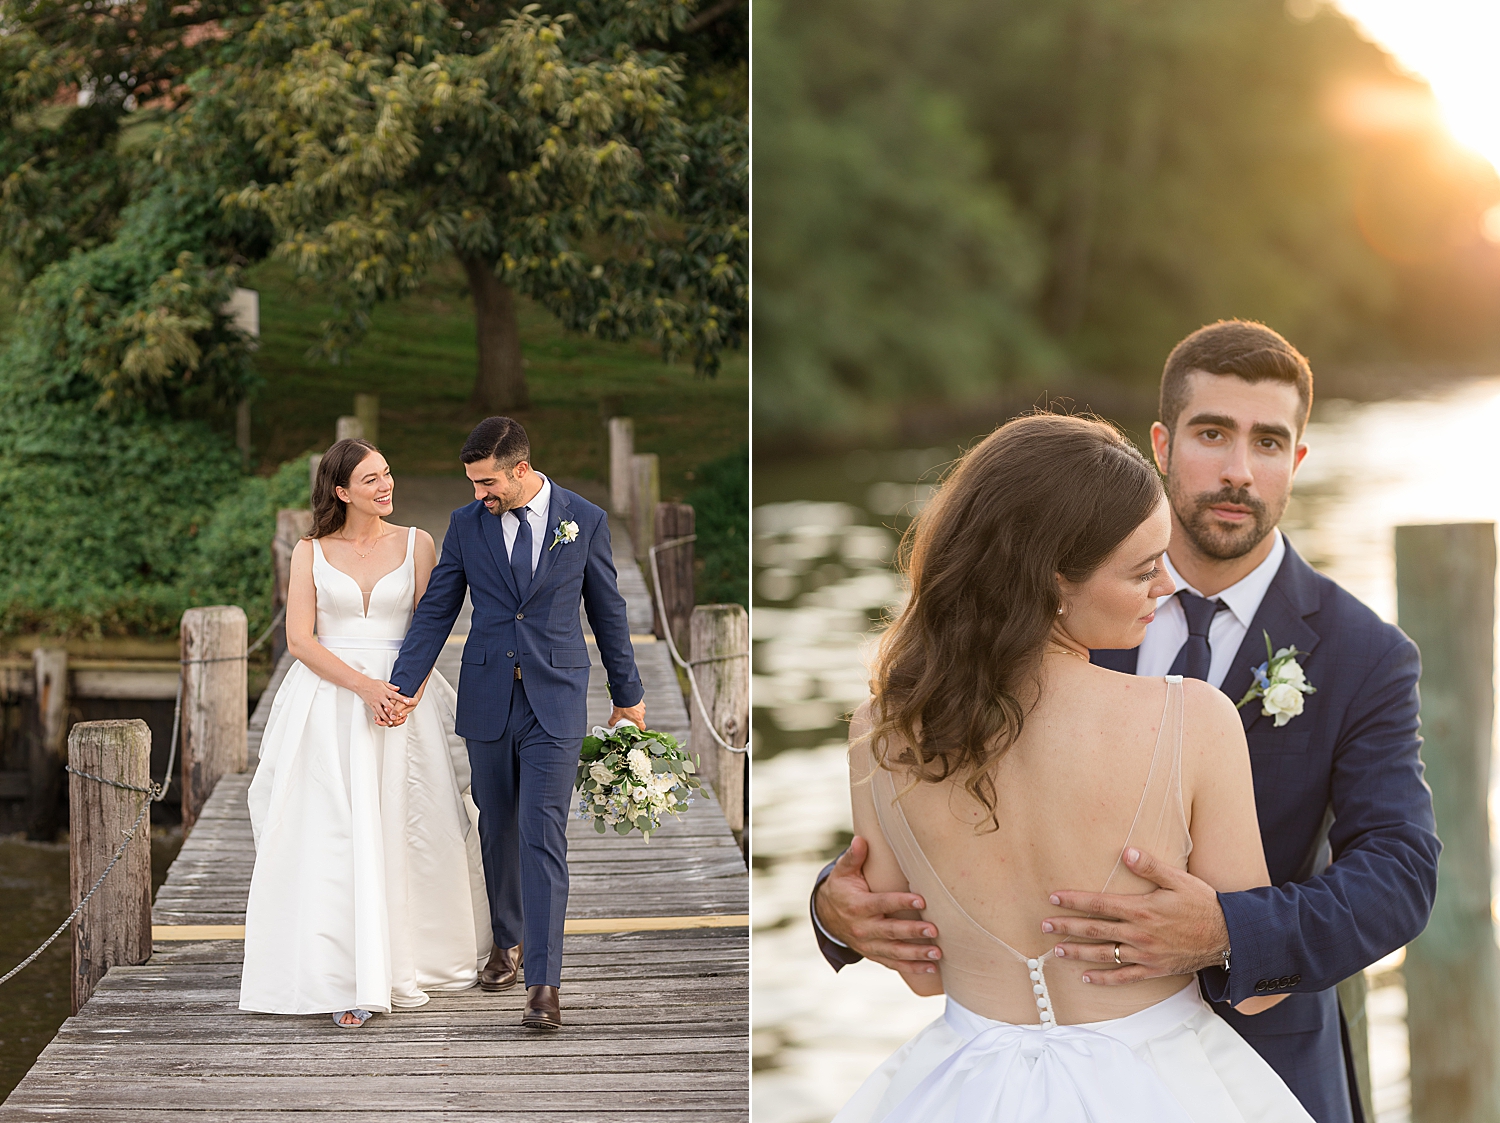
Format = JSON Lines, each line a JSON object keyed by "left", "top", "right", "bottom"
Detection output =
{"left": 510, "top": 506, "right": 534, "bottom": 596}
{"left": 1168, "top": 589, "right": 1229, "bottom": 681}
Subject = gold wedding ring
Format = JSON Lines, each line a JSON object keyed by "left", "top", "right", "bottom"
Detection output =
{"left": 1113, "top": 943, "right": 1122, "bottom": 966}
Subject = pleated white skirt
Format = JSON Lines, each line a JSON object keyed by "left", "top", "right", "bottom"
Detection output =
{"left": 239, "top": 651, "right": 492, "bottom": 1015}
{"left": 834, "top": 984, "right": 1314, "bottom": 1123}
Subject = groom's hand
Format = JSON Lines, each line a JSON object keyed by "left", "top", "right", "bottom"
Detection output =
{"left": 1041, "top": 847, "right": 1229, "bottom": 984}
{"left": 609, "top": 702, "right": 645, "bottom": 729}
{"left": 814, "top": 836, "right": 941, "bottom": 978}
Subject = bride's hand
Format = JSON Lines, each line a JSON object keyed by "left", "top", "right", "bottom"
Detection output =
{"left": 357, "top": 677, "right": 405, "bottom": 724}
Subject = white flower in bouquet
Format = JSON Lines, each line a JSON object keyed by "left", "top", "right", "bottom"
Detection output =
{"left": 651, "top": 772, "right": 676, "bottom": 794}
{"left": 589, "top": 762, "right": 614, "bottom": 785}
{"left": 632, "top": 786, "right": 650, "bottom": 803}
{"left": 1263, "top": 682, "right": 1306, "bottom": 726}
{"left": 627, "top": 748, "right": 653, "bottom": 782}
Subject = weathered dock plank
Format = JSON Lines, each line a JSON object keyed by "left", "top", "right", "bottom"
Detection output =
{"left": 0, "top": 525, "right": 746, "bottom": 1121}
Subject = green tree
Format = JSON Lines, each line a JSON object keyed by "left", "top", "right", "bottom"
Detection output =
{"left": 206, "top": 0, "right": 745, "bottom": 411}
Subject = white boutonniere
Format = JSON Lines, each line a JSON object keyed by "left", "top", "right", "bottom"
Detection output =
{"left": 1236, "top": 631, "right": 1316, "bottom": 727}
{"left": 549, "top": 520, "right": 580, "bottom": 551}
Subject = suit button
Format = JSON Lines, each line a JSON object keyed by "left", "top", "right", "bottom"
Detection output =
{"left": 1290, "top": 974, "right": 1301, "bottom": 986}
{"left": 1254, "top": 980, "right": 1267, "bottom": 992}
{"left": 507, "top": 651, "right": 515, "bottom": 658}
{"left": 516, "top": 613, "right": 524, "bottom": 620}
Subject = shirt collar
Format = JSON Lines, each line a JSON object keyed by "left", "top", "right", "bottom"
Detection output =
{"left": 512, "top": 474, "right": 550, "bottom": 522}
{"left": 1162, "top": 529, "right": 1285, "bottom": 630}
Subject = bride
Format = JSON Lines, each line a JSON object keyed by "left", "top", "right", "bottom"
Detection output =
{"left": 837, "top": 414, "right": 1312, "bottom": 1122}
{"left": 240, "top": 437, "right": 491, "bottom": 1027}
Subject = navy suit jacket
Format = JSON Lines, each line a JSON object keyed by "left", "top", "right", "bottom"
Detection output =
{"left": 812, "top": 541, "right": 1439, "bottom": 1123}
{"left": 389, "top": 484, "right": 643, "bottom": 742}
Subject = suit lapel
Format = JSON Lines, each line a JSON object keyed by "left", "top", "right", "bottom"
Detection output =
{"left": 1221, "top": 543, "right": 1322, "bottom": 735}
{"left": 481, "top": 506, "right": 522, "bottom": 601}
{"left": 520, "top": 486, "right": 572, "bottom": 609}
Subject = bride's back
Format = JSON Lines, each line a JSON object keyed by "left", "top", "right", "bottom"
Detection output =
{"left": 845, "top": 412, "right": 1272, "bottom": 1028}
{"left": 854, "top": 660, "right": 1212, "bottom": 1026}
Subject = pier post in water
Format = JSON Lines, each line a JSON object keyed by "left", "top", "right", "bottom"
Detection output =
{"left": 180, "top": 606, "right": 248, "bottom": 833}
{"left": 68, "top": 719, "right": 152, "bottom": 1013}
{"left": 29, "top": 647, "right": 68, "bottom": 839}
{"left": 653, "top": 502, "right": 695, "bottom": 658}
{"left": 631, "top": 453, "right": 659, "bottom": 567}
{"left": 335, "top": 415, "right": 364, "bottom": 443}
{"left": 690, "top": 603, "right": 748, "bottom": 835}
{"left": 608, "top": 416, "right": 634, "bottom": 518}
{"left": 1395, "top": 521, "right": 1500, "bottom": 1123}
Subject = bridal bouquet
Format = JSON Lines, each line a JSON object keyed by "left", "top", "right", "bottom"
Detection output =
{"left": 575, "top": 722, "right": 702, "bottom": 842}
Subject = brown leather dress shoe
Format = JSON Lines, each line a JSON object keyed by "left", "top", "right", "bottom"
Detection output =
{"left": 521, "top": 984, "right": 561, "bottom": 1030}
{"left": 479, "top": 944, "right": 521, "bottom": 992}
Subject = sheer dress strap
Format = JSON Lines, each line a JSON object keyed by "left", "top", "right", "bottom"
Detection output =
{"left": 868, "top": 765, "right": 1035, "bottom": 967}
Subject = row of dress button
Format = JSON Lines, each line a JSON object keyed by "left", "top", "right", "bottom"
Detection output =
{"left": 1027, "top": 958, "right": 1055, "bottom": 1027}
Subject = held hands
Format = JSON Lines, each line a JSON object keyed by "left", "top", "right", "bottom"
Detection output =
{"left": 1041, "top": 847, "right": 1230, "bottom": 984}
{"left": 814, "top": 836, "right": 942, "bottom": 979}
{"left": 368, "top": 682, "right": 418, "bottom": 727}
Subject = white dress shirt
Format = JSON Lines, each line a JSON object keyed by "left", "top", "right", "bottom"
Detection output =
{"left": 1135, "top": 530, "right": 1286, "bottom": 688}
{"left": 501, "top": 474, "right": 552, "bottom": 577}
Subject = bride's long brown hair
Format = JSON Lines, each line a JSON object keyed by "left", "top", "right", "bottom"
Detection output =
{"left": 869, "top": 413, "right": 1163, "bottom": 829}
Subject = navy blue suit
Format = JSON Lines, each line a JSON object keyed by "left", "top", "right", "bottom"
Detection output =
{"left": 391, "top": 484, "right": 643, "bottom": 988}
{"left": 812, "top": 541, "right": 1439, "bottom": 1123}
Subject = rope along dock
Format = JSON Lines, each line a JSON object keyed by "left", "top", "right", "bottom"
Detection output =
{"left": 0, "top": 525, "right": 748, "bottom": 1121}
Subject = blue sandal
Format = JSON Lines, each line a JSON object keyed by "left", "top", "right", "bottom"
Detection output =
{"left": 332, "top": 1009, "right": 373, "bottom": 1028}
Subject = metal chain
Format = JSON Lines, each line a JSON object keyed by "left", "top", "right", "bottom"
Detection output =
{"left": 647, "top": 537, "right": 749, "bottom": 754}
{"left": 0, "top": 606, "right": 279, "bottom": 988}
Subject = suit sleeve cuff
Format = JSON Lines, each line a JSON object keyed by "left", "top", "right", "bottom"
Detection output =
{"left": 812, "top": 858, "right": 863, "bottom": 971}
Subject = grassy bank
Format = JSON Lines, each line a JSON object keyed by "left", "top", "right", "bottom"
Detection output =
{"left": 244, "top": 258, "right": 747, "bottom": 501}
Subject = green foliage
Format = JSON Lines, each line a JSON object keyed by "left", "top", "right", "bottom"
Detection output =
{"left": 753, "top": 0, "right": 1054, "bottom": 438}
{"left": 16, "top": 178, "right": 260, "bottom": 417}
{"left": 200, "top": 0, "right": 744, "bottom": 375}
{"left": 688, "top": 447, "right": 747, "bottom": 607}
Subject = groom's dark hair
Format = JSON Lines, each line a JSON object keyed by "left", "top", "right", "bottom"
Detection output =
{"left": 1160, "top": 320, "right": 1313, "bottom": 437}
{"left": 461, "top": 416, "right": 531, "bottom": 470}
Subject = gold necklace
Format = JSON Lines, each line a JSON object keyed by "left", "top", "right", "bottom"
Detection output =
{"left": 1046, "top": 643, "right": 1090, "bottom": 663}
{"left": 338, "top": 527, "right": 386, "bottom": 560}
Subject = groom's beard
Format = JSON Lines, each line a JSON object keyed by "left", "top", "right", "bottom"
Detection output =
{"left": 1172, "top": 482, "right": 1282, "bottom": 561}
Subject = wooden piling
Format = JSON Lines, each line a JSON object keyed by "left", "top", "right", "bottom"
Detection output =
{"left": 180, "top": 606, "right": 248, "bottom": 834}
{"left": 354, "top": 393, "right": 380, "bottom": 447}
{"left": 654, "top": 503, "right": 696, "bottom": 657}
{"left": 1395, "top": 521, "right": 1500, "bottom": 1123}
{"left": 68, "top": 719, "right": 152, "bottom": 1013}
{"left": 631, "top": 453, "right": 659, "bottom": 567}
{"left": 335, "top": 415, "right": 364, "bottom": 443}
{"left": 271, "top": 509, "right": 313, "bottom": 664}
{"left": 608, "top": 417, "right": 634, "bottom": 517}
{"left": 309, "top": 453, "right": 322, "bottom": 498}
{"left": 29, "top": 648, "right": 67, "bottom": 839}
{"left": 690, "top": 604, "right": 748, "bottom": 835}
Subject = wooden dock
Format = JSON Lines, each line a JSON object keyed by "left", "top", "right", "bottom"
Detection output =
{"left": 0, "top": 526, "right": 748, "bottom": 1121}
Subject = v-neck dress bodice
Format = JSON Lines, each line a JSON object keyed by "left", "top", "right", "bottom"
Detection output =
{"left": 311, "top": 527, "right": 416, "bottom": 645}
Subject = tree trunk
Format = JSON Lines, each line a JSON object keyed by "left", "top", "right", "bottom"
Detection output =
{"left": 461, "top": 254, "right": 529, "bottom": 412}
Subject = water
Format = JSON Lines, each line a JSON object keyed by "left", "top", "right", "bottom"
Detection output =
{"left": 0, "top": 827, "right": 183, "bottom": 1102}
{"left": 751, "top": 377, "right": 1500, "bottom": 1123}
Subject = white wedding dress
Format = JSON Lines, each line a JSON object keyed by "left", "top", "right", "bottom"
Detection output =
{"left": 836, "top": 677, "right": 1314, "bottom": 1123}
{"left": 240, "top": 527, "right": 492, "bottom": 1015}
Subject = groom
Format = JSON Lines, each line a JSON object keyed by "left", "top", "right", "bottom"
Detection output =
{"left": 811, "top": 321, "right": 1440, "bottom": 1123}
{"left": 388, "top": 416, "right": 644, "bottom": 1030}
